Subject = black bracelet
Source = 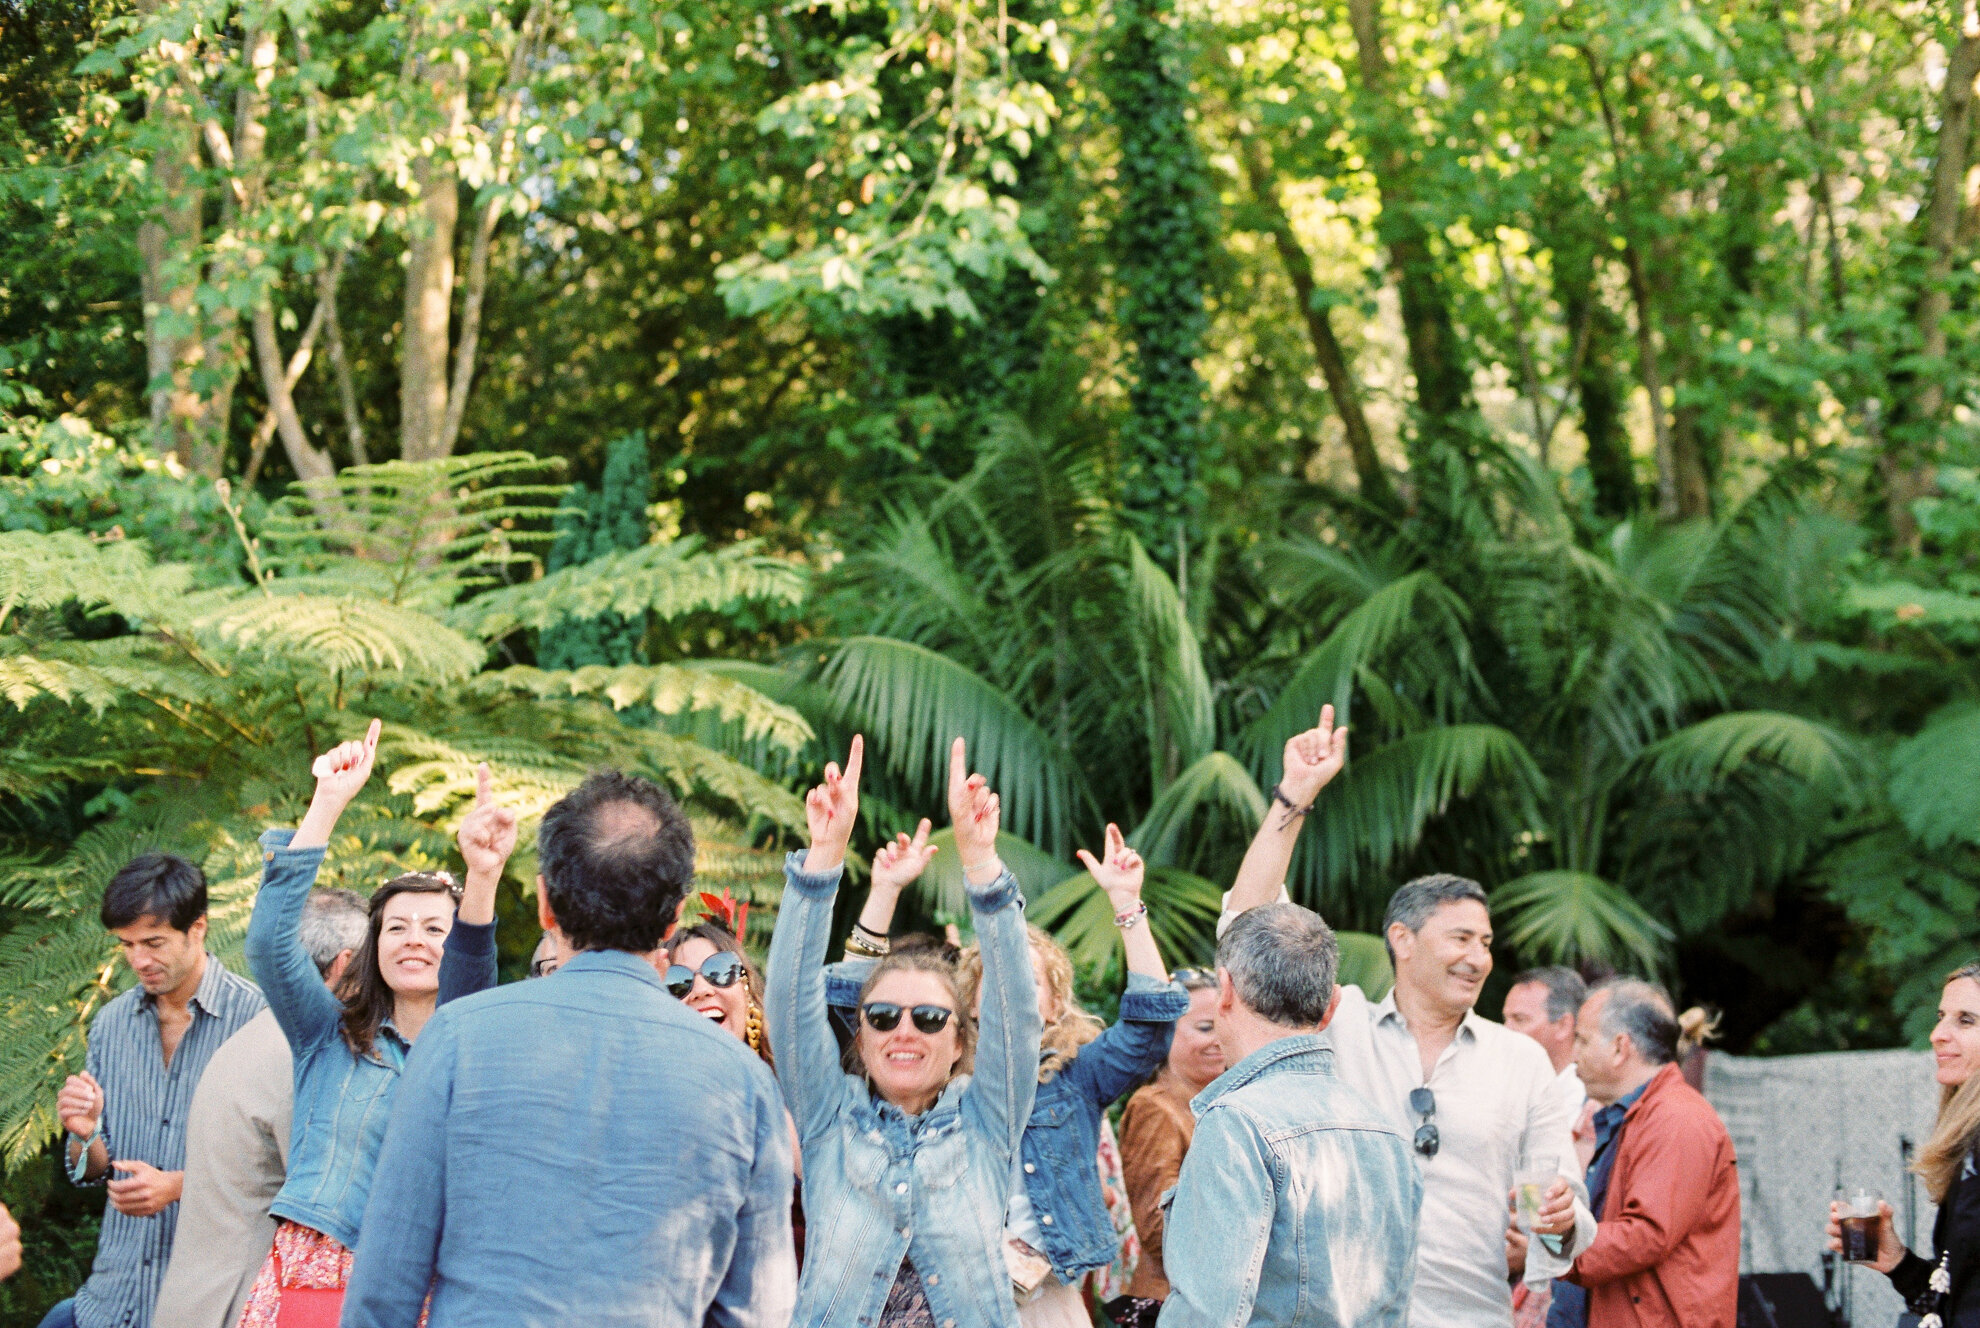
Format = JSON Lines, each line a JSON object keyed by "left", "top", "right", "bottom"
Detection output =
{"left": 1271, "top": 784, "right": 1315, "bottom": 829}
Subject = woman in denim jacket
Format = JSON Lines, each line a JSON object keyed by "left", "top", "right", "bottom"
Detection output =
{"left": 239, "top": 722, "right": 513, "bottom": 1325}
{"left": 768, "top": 736, "right": 1041, "bottom": 1328}
{"left": 842, "top": 823, "right": 1188, "bottom": 1326}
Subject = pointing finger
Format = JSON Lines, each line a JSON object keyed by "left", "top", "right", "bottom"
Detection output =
{"left": 1318, "top": 703, "right": 1333, "bottom": 733}
{"left": 1076, "top": 849, "right": 1100, "bottom": 873}
{"left": 843, "top": 734, "right": 864, "bottom": 791}
{"left": 909, "top": 817, "right": 932, "bottom": 849}
{"left": 476, "top": 762, "right": 492, "bottom": 808}
{"left": 364, "top": 717, "right": 382, "bottom": 751}
{"left": 948, "top": 737, "right": 968, "bottom": 803}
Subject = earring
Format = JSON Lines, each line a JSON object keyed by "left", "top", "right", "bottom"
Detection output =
{"left": 745, "top": 1003, "right": 765, "bottom": 1053}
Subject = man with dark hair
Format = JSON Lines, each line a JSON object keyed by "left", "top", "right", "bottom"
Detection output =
{"left": 1161, "top": 902, "right": 1420, "bottom": 1327}
{"left": 151, "top": 888, "right": 367, "bottom": 1328}
{"left": 43, "top": 853, "right": 265, "bottom": 1328}
{"left": 345, "top": 770, "right": 795, "bottom": 1328}
{"left": 1220, "top": 707, "right": 1596, "bottom": 1328}
{"left": 1546, "top": 980, "right": 1738, "bottom": 1328}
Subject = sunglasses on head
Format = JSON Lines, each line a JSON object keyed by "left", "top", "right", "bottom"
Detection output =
{"left": 1409, "top": 1086, "right": 1439, "bottom": 1158}
{"left": 664, "top": 951, "right": 746, "bottom": 1000}
{"left": 1173, "top": 968, "right": 1215, "bottom": 984}
{"left": 861, "top": 1002, "right": 955, "bottom": 1035}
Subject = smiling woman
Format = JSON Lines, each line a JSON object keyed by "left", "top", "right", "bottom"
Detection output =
{"left": 236, "top": 721, "right": 519, "bottom": 1327}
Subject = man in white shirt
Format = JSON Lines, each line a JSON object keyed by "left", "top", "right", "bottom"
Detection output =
{"left": 1220, "top": 705, "right": 1596, "bottom": 1328}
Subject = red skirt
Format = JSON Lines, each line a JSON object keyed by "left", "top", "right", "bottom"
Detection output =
{"left": 237, "top": 1220, "right": 430, "bottom": 1328}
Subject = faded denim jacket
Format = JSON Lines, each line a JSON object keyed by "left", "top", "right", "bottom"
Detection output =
{"left": 829, "top": 963, "right": 1187, "bottom": 1281}
{"left": 1158, "top": 1036, "right": 1421, "bottom": 1328}
{"left": 769, "top": 850, "right": 1041, "bottom": 1328}
{"left": 243, "top": 828, "right": 496, "bottom": 1249}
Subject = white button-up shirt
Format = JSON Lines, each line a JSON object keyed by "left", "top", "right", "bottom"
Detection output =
{"left": 1320, "top": 985, "right": 1594, "bottom": 1328}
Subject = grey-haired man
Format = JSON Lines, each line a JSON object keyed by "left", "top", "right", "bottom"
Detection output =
{"left": 1219, "top": 705, "right": 1597, "bottom": 1328}
{"left": 1161, "top": 902, "right": 1420, "bottom": 1328}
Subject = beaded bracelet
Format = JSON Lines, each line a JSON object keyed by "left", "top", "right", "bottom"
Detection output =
{"left": 1114, "top": 901, "right": 1148, "bottom": 931}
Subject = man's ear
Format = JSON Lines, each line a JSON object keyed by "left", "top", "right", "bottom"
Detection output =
{"left": 656, "top": 892, "right": 691, "bottom": 945}
{"left": 536, "top": 876, "right": 556, "bottom": 932}
{"left": 1385, "top": 921, "right": 1412, "bottom": 964}
{"left": 187, "top": 915, "right": 209, "bottom": 949}
{"left": 324, "top": 950, "right": 353, "bottom": 989}
{"left": 1216, "top": 967, "right": 1238, "bottom": 1016}
{"left": 1315, "top": 986, "right": 1342, "bottom": 1032}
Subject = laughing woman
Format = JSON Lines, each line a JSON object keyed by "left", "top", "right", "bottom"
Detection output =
{"left": 768, "top": 736, "right": 1041, "bottom": 1328}
{"left": 240, "top": 721, "right": 516, "bottom": 1327}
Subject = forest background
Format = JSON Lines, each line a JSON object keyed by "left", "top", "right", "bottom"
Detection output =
{"left": 1, "top": 0, "right": 1978, "bottom": 1315}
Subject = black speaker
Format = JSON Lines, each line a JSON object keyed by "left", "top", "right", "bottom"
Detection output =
{"left": 1737, "top": 1273, "right": 1837, "bottom": 1328}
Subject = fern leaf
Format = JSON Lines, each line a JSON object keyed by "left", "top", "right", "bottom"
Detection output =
{"left": 471, "top": 664, "right": 814, "bottom": 754}
{"left": 454, "top": 539, "right": 807, "bottom": 640}
{"left": 203, "top": 594, "right": 486, "bottom": 680}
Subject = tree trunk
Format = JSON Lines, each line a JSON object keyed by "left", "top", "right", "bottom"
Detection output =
{"left": 136, "top": 93, "right": 211, "bottom": 470}
{"left": 399, "top": 148, "right": 460, "bottom": 462}
{"left": 1550, "top": 237, "right": 1635, "bottom": 518}
{"left": 1239, "top": 140, "right": 1397, "bottom": 511}
{"left": 1345, "top": 0, "right": 1473, "bottom": 450}
{"left": 1884, "top": 2, "right": 1980, "bottom": 550}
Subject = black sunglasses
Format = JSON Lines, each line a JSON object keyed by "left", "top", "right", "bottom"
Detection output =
{"left": 862, "top": 1002, "right": 955, "bottom": 1035}
{"left": 1410, "top": 1086, "right": 1439, "bottom": 1158}
{"left": 665, "top": 951, "right": 746, "bottom": 1000}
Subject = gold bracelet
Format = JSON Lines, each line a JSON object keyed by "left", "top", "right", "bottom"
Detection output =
{"left": 844, "top": 932, "right": 890, "bottom": 958}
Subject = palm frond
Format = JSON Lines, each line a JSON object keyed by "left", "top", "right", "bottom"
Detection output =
{"left": 1629, "top": 711, "right": 1861, "bottom": 801}
{"left": 1491, "top": 870, "right": 1674, "bottom": 972}
{"left": 1126, "top": 751, "right": 1266, "bottom": 876}
{"left": 1125, "top": 536, "right": 1215, "bottom": 777}
{"left": 819, "top": 636, "right": 1092, "bottom": 855}
{"left": 1335, "top": 931, "right": 1394, "bottom": 1000}
{"left": 1888, "top": 704, "right": 1980, "bottom": 851}
{"left": 1031, "top": 866, "right": 1225, "bottom": 971}
{"left": 911, "top": 828, "right": 1080, "bottom": 924}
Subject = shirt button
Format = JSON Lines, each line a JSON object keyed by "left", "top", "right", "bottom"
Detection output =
{"left": 900, "top": 1228, "right": 912, "bottom": 1239}
{"left": 926, "top": 1275, "right": 940, "bottom": 1287}
{"left": 1040, "top": 1214, "right": 1053, "bottom": 1226}
{"left": 895, "top": 1182, "right": 908, "bottom": 1194}
{"left": 1023, "top": 1163, "right": 1036, "bottom": 1173}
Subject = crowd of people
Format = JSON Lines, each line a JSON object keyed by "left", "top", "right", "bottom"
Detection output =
{"left": 0, "top": 703, "right": 1973, "bottom": 1326}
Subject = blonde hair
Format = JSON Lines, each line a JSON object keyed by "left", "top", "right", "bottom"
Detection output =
{"left": 854, "top": 949, "right": 976, "bottom": 1080}
{"left": 1676, "top": 1006, "right": 1720, "bottom": 1060}
{"left": 957, "top": 925, "right": 1104, "bottom": 1083}
{"left": 1915, "top": 961, "right": 1980, "bottom": 1203}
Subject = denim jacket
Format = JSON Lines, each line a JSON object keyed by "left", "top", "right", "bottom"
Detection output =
{"left": 769, "top": 851, "right": 1040, "bottom": 1328}
{"left": 1158, "top": 1036, "right": 1421, "bottom": 1328}
{"left": 243, "top": 828, "right": 496, "bottom": 1249}
{"left": 828, "top": 963, "right": 1187, "bottom": 1281}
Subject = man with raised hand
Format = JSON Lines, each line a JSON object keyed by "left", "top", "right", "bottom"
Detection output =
{"left": 1219, "top": 704, "right": 1595, "bottom": 1328}
{"left": 42, "top": 853, "right": 265, "bottom": 1328}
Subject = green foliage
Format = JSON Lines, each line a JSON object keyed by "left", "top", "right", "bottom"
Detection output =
{"left": 540, "top": 434, "right": 652, "bottom": 670}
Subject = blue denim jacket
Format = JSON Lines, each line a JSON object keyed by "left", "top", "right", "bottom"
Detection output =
{"left": 829, "top": 963, "right": 1187, "bottom": 1280}
{"left": 769, "top": 851, "right": 1040, "bottom": 1328}
{"left": 243, "top": 828, "right": 496, "bottom": 1249}
{"left": 1158, "top": 1036, "right": 1421, "bottom": 1328}
{"left": 343, "top": 949, "right": 796, "bottom": 1328}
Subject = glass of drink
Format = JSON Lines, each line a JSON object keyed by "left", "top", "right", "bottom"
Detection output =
{"left": 1515, "top": 1152, "right": 1552, "bottom": 1233}
{"left": 1839, "top": 1189, "right": 1882, "bottom": 1263}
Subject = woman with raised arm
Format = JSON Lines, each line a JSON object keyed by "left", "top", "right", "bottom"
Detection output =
{"left": 238, "top": 722, "right": 516, "bottom": 1327}
{"left": 839, "top": 823, "right": 1189, "bottom": 1326}
{"left": 768, "top": 736, "right": 1041, "bottom": 1328}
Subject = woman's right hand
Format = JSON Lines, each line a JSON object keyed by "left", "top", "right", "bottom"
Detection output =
{"left": 871, "top": 819, "right": 936, "bottom": 894}
{"left": 1827, "top": 1199, "right": 1907, "bottom": 1274}
{"left": 801, "top": 736, "right": 863, "bottom": 875}
{"left": 293, "top": 718, "right": 381, "bottom": 849}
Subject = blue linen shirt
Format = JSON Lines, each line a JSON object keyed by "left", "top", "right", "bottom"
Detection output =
{"left": 342, "top": 948, "right": 798, "bottom": 1328}
{"left": 242, "top": 828, "right": 496, "bottom": 1249}
{"left": 65, "top": 955, "right": 265, "bottom": 1328}
{"left": 770, "top": 851, "right": 1041, "bottom": 1328}
{"left": 1158, "top": 1035, "right": 1421, "bottom": 1328}
{"left": 1546, "top": 1079, "right": 1649, "bottom": 1328}
{"left": 828, "top": 961, "right": 1188, "bottom": 1280}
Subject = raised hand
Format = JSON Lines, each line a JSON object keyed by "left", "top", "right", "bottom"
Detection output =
{"left": 0, "top": 1199, "right": 20, "bottom": 1281}
{"left": 57, "top": 1071, "right": 102, "bottom": 1140}
{"left": 1075, "top": 823, "right": 1145, "bottom": 910}
{"left": 802, "top": 736, "right": 863, "bottom": 874}
{"left": 311, "top": 718, "right": 382, "bottom": 808}
{"left": 872, "top": 819, "right": 937, "bottom": 894}
{"left": 1279, "top": 703, "right": 1348, "bottom": 807}
{"left": 107, "top": 1159, "right": 181, "bottom": 1217}
{"left": 457, "top": 763, "right": 518, "bottom": 881}
{"left": 947, "top": 737, "right": 1001, "bottom": 882}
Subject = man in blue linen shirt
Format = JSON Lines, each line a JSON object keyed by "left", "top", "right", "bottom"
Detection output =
{"left": 343, "top": 770, "right": 796, "bottom": 1328}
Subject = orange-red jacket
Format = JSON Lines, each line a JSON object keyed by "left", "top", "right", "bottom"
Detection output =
{"left": 1564, "top": 1062, "right": 1741, "bottom": 1328}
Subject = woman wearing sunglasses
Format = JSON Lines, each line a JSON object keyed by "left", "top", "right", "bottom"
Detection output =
{"left": 768, "top": 736, "right": 1040, "bottom": 1328}
{"left": 661, "top": 911, "right": 768, "bottom": 1058}
{"left": 238, "top": 722, "right": 515, "bottom": 1327}
{"left": 845, "top": 822, "right": 1188, "bottom": 1328}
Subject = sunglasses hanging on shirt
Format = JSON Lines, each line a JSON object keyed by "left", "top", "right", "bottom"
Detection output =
{"left": 664, "top": 951, "right": 746, "bottom": 1000}
{"left": 861, "top": 1002, "right": 955, "bottom": 1035}
{"left": 1410, "top": 1086, "right": 1439, "bottom": 1158}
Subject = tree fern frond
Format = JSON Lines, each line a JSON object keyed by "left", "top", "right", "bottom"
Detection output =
{"left": 203, "top": 595, "right": 486, "bottom": 680}
{"left": 0, "top": 529, "right": 190, "bottom": 625}
{"left": 454, "top": 539, "right": 807, "bottom": 640}
{"left": 819, "top": 636, "right": 1092, "bottom": 855}
{"left": 1491, "top": 869, "right": 1674, "bottom": 972}
{"left": 1887, "top": 704, "right": 1980, "bottom": 851}
{"left": 471, "top": 664, "right": 813, "bottom": 753}
{"left": 0, "top": 651, "right": 123, "bottom": 713}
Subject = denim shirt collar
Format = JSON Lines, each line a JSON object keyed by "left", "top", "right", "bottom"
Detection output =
{"left": 1192, "top": 1033, "right": 1332, "bottom": 1117}
{"left": 557, "top": 948, "right": 668, "bottom": 990}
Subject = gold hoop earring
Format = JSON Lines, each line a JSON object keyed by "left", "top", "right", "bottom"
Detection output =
{"left": 745, "top": 1003, "right": 765, "bottom": 1053}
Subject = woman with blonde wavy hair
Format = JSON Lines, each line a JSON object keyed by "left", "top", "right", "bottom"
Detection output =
{"left": 841, "top": 821, "right": 1188, "bottom": 1328}
{"left": 1829, "top": 960, "right": 1980, "bottom": 1325}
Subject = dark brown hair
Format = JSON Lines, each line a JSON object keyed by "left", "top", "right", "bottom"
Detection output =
{"left": 662, "top": 920, "right": 772, "bottom": 1069}
{"left": 335, "top": 872, "right": 459, "bottom": 1058}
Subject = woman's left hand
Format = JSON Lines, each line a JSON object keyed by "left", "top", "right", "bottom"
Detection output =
{"left": 1076, "top": 822, "right": 1144, "bottom": 911}
{"left": 872, "top": 819, "right": 937, "bottom": 894}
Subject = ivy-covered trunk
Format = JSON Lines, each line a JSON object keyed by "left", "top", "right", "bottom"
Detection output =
{"left": 1105, "top": 0, "right": 1217, "bottom": 572}
{"left": 539, "top": 433, "right": 652, "bottom": 668}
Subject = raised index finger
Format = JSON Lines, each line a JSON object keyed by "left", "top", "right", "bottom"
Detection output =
{"left": 476, "top": 762, "right": 493, "bottom": 808}
{"left": 842, "top": 734, "right": 864, "bottom": 792}
{"left": 363, "top": 717, "right": 382, "bottom": 751}
{"left": 947, "top": 736, "right": 968, "bottom": 803}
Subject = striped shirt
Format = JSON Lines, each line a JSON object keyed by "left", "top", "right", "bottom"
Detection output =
{"left": 68, "top": 953, "right": 265, "bottom": 1328}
